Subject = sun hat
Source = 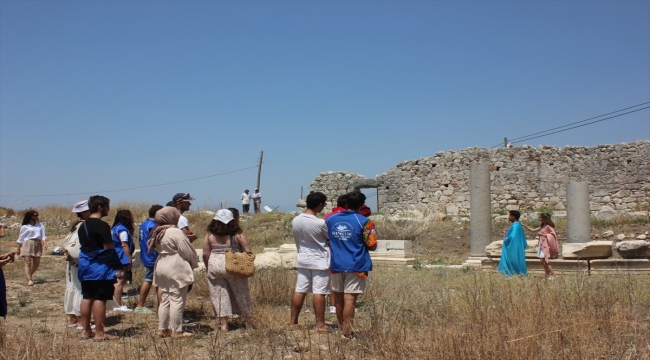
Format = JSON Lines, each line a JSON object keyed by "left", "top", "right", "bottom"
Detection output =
{"left": 213, "top": 209, "right": 234, "bottom": 224}
{"left": 72, "top": 200, "right": 89, "bottom": 213}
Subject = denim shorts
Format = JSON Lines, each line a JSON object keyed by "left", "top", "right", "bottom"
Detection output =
{"left": 144, "top": 266, "right": 154, "bottom": 282}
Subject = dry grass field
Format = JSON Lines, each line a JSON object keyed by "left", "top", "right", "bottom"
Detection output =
{"left": 0, "top": 204, "right": 648, "bottom": 359}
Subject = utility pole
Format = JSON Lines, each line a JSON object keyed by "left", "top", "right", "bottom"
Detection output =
{"left": 256, "top": 151, "right": 264, "bottom": 190}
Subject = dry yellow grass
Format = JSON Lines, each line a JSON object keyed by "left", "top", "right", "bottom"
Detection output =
{"left": 0, "top": 262, "right": 649, "bottom": 359}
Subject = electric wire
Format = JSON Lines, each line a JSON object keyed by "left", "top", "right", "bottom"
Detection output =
{"left": 492, "top": 102, "right": 650, "bottom": 148}
{"left": 0, "top": 165, "right": 258, "bottom": 198}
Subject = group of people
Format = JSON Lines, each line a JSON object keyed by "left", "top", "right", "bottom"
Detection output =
{"left": 497, "top": 210, "right": 559, "bottom": 279}
{"left": 0, "top": 188, "right": 561, "bottom": 338}
{"left": 290, "top": 191, "right": 377, "bottom": 337}
{"left": 240, "top": 188, "right": 262, "bottom": 214}
{"left": 50, "top": 192, "right": 254, "bottom": 340}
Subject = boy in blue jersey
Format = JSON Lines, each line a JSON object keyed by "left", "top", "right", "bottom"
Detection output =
{"left": 134, "top": 204, "right": 163, "bottom": 314}
{"left": 325, "top": 191, "right": 377, "bottom": 338}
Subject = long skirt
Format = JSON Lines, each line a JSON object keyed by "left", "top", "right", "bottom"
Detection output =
{"left": 207, "top": 252, "right": 253, "bottom": 317}
{"left": 64, "top": 264, "right": 83, "bottom": 316}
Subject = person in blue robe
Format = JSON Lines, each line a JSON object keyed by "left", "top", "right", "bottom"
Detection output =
{"left": 498, "top": 210, "right": 528, "bottom": 276}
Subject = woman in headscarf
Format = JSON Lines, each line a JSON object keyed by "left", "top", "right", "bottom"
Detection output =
{"left": 149, "top": 206, "right": 199, "bottom": 338}
{"left": 16, "top": 210, "right": 47, "bottom": 286}
{"left": 203, "top": 209, "right": 253, "bottom": 332}
{"left": 523, "top": 213, "right": 558, "bottom": 279}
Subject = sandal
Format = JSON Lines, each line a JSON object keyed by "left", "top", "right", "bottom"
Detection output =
{"left": 67, "top": 323, "right": 78, "bottom": 328}
{"left": 171, "top": 332, "right": 192, "bottom": 338}
{"left": 80, "top": 332, "right": 95, "bottom": 340}
{"left": 94, "top": 335, "right": 119, "bottom": 341}
{"left": 315, "top": 327, "right": 329, "bottom": 333}
{"left": 27, "top": 281, "right": 34, "bottom": 286}
{"left": 156, "top": 330, "right": 171, "bottom": 338}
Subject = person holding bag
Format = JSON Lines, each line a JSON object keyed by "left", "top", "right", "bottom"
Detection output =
{"left": 203, "top": 209, "right": 254, "bottom": 332}
{"left": 523, "top": 213, "right": 558, "bottom": 279}
{"left": 63, "top": 201, "right": 91, "bottom": 329}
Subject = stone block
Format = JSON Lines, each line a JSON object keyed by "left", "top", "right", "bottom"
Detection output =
{"left": 526, "top": 259, "right": 589, "bottom": 274}
{"left": 615, "top": 241, "right": 650, "bottom": 258}
{"left": 485, "top": 240, "right": 538, "bottom": 258}
{"left": 562, "top": 241, "right": 613, "bottom": 259}
{"left": 589, "top": 259, "right": 650, "bottom": 274}
{"left": 374, "top": 240, "right": 388, "bottom": 252}
{"left": 384, "top": 240, "right": 413, "bottom": 251}
{"left": 278, "top": 244, "right": 298, "bottom": 253}
{"left": 371, "top": 257, "right": 415, "bottom": 266}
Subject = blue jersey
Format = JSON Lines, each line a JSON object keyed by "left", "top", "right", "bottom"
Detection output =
{"left": 139, "top": 219, "right": 158, "bottom": 267}
{"left": 325, "top": 210, "right": 373, "bottom": 273}
{"left": 111, "top": 224, "right": 134, "bottom": 267}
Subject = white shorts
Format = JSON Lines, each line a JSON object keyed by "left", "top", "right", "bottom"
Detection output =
{"left": 295, "top": 268, "right": 331, "bottom": 294}
{"left": 331, "top": 272, "right": 367, "bottom": 294}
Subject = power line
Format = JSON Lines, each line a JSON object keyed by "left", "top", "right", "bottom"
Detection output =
{"left": 509, "top": 106, "right": 649, "bottom": 145}
{"left": 493, "top": 102, "right": 650, "bottom": 148}
{"left": 264, "top": 161, "right": 299, "bottom": 190}
{"left": 0, "top": 166, "right": 258, "bottom": 198}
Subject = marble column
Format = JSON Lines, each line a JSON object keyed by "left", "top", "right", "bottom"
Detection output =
{"left": 470, "top": 164, "right": 492, "bottom": 256}
{"left": 567, "top": 181, "right": 591, "bottom": 243}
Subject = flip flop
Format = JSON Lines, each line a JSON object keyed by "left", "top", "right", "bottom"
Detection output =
{"left": 27, "top": 281, "right": 34, "bottom": 286}
{"left": 93, "top": 335, "right": 119, "bottom": 341}
{"left": 170, "top": 332, "right": 193, "bottom": 338}
{"left": 314, "top": 327, "right": 329, "bottom": 333}
{"left": 80, "top": 332, "right": 95, "bottom": 340}
{"left": 67, "top": 323, "right": 78, "bottom": 328}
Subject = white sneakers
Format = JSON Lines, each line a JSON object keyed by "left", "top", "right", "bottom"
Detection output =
{"left": 329, "top": 306, "right": 336, "bottom": 314}
{"left": 113, "top": 305, "right": 133, "bottom": 312}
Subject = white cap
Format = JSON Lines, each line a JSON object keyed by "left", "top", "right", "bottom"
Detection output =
{"left": 213, "top": 209, "right": 234, "bottom": 224}
{"left": 72, "top": 200, "right": 89, "bottom": 213}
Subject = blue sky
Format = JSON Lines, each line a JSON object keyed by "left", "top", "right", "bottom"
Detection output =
{"left": 1, "top": 1, "right": 649, "bottom": 212}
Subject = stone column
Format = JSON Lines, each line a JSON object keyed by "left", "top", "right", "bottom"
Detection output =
{"left": 470, "top": 164, "right": 492, "bottom": 256}
{"left": 566, "top": 181, "right": 591, "bottom": 243}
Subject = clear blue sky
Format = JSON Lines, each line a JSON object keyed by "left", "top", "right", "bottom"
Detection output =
{"left": 1, "top": 1, "right": 649, "bottom": 211}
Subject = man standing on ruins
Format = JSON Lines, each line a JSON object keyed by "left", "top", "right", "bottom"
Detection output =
{"left": 325, "top": 191, "right": 377, "bottom": 338}
{"left": 251, "top": 188, "right": 262, "bottom": 214}
{"left": 173, "top": 193, "right": 198, "bottom": 242}
{"left": 241, "top": 189, "right": 251, "bottom": 214}
{"left": 290, "top": 192, "right": 330, "bottom": 332}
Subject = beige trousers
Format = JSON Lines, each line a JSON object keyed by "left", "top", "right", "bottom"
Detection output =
{"left": 158, "top": 286, "right": 189, "bottom": 333}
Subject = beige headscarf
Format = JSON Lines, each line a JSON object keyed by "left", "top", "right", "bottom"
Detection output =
{"left": 147, "top": 206, "right": 181, "bottom": 252}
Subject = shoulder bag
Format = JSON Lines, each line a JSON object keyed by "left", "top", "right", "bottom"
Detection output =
{"left": 225, "top": 234, "right": 255, "bottom": 278}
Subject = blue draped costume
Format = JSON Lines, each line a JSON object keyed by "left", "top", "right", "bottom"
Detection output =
{"left": 497, "top": 222, "right": 528, "bottom": 276}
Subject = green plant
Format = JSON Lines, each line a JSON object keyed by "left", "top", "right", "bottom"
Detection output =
{"left": 412, "top": 258, "right": 423, "bottom": 270}
{"left": 17, "top": 292, "right": 28, "bottom": 307}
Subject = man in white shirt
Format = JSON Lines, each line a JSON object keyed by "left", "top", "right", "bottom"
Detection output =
{"left": 172, "top": 193, "right": 197, "bottom": 242}
{"left": 241, "top": 189, "right": 251, "bottom": 214}
{"left": 251, "top": 188, "right": 262, "bottom": 214}
{"left": 290, "top": 191, "right": 330, "bottom": 332}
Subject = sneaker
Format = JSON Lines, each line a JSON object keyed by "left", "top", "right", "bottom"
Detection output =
{"left": 113, "top": 305, "right": 133, "bottom": 312}
{"left": 134, "top": 307, "right": 153, "bottom": 314}
{"left": 329, "top": 306, "right": 336, "bottom": 314}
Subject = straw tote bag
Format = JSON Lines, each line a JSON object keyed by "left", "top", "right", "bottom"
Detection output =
{"left": 225, "top": 235, "right": 256, "bottom": 278}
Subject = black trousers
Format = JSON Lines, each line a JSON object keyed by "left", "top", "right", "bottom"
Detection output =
{"left": 242, "top": 204, "right": 250, "bottom": 213}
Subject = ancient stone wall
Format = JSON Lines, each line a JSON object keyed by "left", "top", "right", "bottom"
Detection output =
{"left": 308, "top": 141, "right": 650, "bottom": 217}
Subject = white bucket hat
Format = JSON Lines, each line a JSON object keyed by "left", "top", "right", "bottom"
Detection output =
{"left": 72, "top": 200, "right": 89, "bottom": 213}
{"left": 213, "top": 209, "right": 234, "bottom": 224}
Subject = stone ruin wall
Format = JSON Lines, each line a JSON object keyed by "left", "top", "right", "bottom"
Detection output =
{"left": 308, "top": 141, "right": 650, "bottom": 218}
